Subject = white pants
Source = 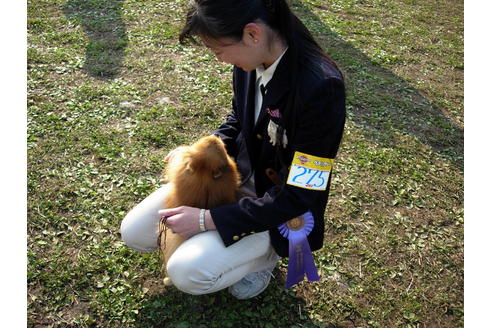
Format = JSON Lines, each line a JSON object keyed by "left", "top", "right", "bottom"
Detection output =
{"left": 120, "top": 184, "right": 279, "bottom": 295}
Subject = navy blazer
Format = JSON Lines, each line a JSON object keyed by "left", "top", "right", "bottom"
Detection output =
{"left": 211, "top": 49, "right": 346, "bottom": 257}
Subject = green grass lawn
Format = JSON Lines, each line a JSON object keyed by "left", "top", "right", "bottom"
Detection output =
{"left": 27, "top": 0, "right": 463, "bottom": 327}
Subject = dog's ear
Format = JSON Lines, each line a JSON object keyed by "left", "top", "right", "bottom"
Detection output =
{"left": 178, "top": 152, "right": 195, "bottom": 174}
{"left": 185, "top": 160, "right": 194, "bottom": 174}
{"left": 182, "top": 150, "right": 205, "bottom": 174}
{"left": 213, "top": 169, "right": 222, "bottom": 179}
{"left": 213, "top": 165, "right": 230, "bottom": 179}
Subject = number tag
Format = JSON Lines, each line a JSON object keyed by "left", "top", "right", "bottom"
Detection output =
{"left": 286, "top": 151, "right": 334, "bottom": 191}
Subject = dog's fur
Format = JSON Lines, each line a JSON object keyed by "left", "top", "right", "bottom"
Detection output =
{"left": 158, "top": 135, "right": 241, "bottom": 285}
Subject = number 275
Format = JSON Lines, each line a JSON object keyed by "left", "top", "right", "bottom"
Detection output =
{"left": 290, "top": 166, "right": 330, "bottom": 189}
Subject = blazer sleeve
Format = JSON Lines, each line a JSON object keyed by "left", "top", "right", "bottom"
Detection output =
{"left": 210, "top": 77, "right": 346, "bottom": 247}
{"left": 212, "top": 71, "right": 241, "bottom": 158}
{"left": 212, "top": 107, "right": 241, "bottom": 159}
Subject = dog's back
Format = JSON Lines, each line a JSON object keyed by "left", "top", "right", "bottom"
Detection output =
{"left": 159, "top": 136, "right": 241, "bottom": 285}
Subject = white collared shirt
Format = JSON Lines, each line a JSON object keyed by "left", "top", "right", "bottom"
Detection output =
{"left": 254, "top": 47, "right": 288, "bottom": 124}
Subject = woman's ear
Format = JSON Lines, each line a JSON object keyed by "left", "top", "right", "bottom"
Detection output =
{"left": 243, "top": 22, "right": 262, "bottom": 45}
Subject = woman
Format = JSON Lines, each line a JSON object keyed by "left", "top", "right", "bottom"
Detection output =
{"left": 120, "top": 0, "right": 345, "bottom": 299}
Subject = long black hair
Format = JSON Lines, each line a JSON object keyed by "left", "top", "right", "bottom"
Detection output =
{"left": 179, "top": 0, "right": 344, "bottom": 143}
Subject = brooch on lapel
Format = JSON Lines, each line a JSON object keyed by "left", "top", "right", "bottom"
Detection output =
{"left": 267, "top": 108, "right": 281, "bottom": 119}
{"left": 267, "top": 108, "right": 288, "bottom": 148}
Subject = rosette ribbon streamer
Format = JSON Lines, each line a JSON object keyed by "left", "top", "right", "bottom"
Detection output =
{"left": 278, "top": 211, "right": 320, "bottom": 288}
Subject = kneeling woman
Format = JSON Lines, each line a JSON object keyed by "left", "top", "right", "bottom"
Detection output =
{"left": 120, "top": 0, "right": 345, "bottom": 299}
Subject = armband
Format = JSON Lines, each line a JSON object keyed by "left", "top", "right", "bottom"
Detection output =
{"left": 286, "top": 151, "right": 334, "bottom": 191}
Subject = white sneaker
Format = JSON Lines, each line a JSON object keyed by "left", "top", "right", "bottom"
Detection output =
{"left": 229, "top": 255, "right": 280, "bottom": 300}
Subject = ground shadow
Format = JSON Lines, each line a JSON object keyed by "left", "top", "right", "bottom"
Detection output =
{"left": 293, "top": 1, "right": 463, "bottom": 168}
{"left": 63, "top": 0, "right": 463, "bottom": 164}
{"left": 134, "top": 271, "right": 343, "bottom": 328}
{"left": 63, "top": 0, "right": 128, "bottom": 79}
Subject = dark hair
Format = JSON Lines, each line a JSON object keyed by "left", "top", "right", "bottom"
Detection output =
{"left": 180, "top": 0, "right": 344, "bottom": 143}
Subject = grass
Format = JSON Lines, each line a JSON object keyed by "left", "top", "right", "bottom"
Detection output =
{"left": 27, "top": 0, "right": 463, "bottom": 327}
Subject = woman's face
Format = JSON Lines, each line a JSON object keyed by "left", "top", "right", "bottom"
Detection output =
{"left": 202, "top": 36, "right": 262, "bottom": 72}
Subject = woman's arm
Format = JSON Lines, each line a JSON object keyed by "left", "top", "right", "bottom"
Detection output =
{"left": 210, "top": 77, "right": 346, "bottom": 246}
{"left": 212, "top": 108, "right": 241, "bottom": 158}
{"left": 212, "top": 68, "right": 242, "bottom": 158}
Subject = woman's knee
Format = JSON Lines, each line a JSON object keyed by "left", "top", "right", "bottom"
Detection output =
{"left": 120, "top": 211, "right": 158, "bottom": 253}
{"left": 166, "top": 257, "right": 217, "bottom": 295}
{"left": 119, "top": 185, "right": 170, "bottom": 252}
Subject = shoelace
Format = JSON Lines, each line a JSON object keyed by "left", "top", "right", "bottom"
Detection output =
{"left": 243, "top": 270, "right": 275, "bottom": 284}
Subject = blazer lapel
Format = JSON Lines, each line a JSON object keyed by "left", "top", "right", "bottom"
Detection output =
{"left": 254, "top": 49, "right": 291, "bottom": 130}
{"left": 243, "top": 70, "right": 257, "bottom": 149}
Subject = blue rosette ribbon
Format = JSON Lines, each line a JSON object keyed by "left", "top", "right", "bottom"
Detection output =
{"left": 278, "top": 211, "right": 320, "bottom": 288}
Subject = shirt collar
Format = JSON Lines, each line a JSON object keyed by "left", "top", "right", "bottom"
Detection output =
{"left": 255, "top": 47, "right": 288, "bottom": 87}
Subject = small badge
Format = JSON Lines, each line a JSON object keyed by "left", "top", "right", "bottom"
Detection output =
{"left": 267, "top": 108, "right": 282, "bottom": 119}
{"left": 286, "top": 151, "right": 334, "bottom": 191}
{"left": 286, "top": 216, "right": 304, "bottom": 231}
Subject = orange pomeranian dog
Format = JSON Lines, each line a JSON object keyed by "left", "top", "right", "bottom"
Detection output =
{"left": 158, "top": 135, "right": 241, "bottom": 286}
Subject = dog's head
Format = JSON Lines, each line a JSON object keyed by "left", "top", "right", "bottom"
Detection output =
{"left": 186, "top": 136, "right": 231, "bottom": 178}
{"left": 166, "top": 135, "right": 239, "bottom": 185}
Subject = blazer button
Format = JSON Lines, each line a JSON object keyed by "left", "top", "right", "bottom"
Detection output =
{"left": 256, "top": 134, "right": 262, "bottom": 140}
{"left": 241, "top": 233, "right": 246, "bottom": 237}
{"left": 233, "top": 235, "right": 240, "bottom": 241}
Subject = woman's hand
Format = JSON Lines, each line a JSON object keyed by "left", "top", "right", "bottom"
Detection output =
{"left": 158, "top": 206, "right": 215, "bottom": 239}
